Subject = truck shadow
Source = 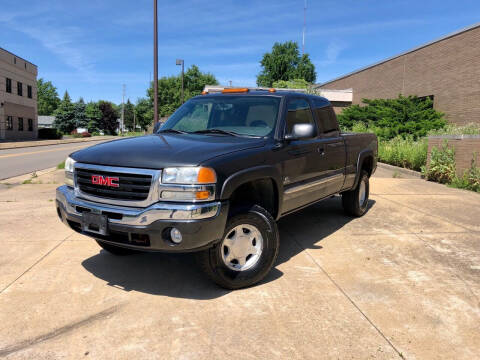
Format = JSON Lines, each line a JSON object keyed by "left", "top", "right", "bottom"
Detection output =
{"left": 81, "top": 196, "right": 374, "bottom": 299}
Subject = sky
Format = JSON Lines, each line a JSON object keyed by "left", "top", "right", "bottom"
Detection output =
{"left": 1, "top": 0, "right": 478, "bottom": 104}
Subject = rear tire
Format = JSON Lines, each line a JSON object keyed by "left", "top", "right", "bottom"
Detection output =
{"left": 197, "top": 205, "right": 279, "bottom": 290}
{"left": 342, "top": 170, "right": 370, "bottom": 217}
{"left": 96, "top": 240, "right": 138, "bottom": 256}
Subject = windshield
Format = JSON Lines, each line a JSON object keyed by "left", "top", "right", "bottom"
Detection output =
{"left": 160, "top": 96, "right": 281, "bottom": 137}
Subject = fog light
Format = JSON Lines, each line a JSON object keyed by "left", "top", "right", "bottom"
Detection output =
{"left": 170, "top": 228, "right": 182, "bottom": 244}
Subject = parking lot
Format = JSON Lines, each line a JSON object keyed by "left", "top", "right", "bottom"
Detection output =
{"left": 0, "top": 167, "right": 479, "bottom": 359}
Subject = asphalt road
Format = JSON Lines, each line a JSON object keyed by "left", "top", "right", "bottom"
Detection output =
{"left": 0, "top": 142, "right": 106, "bottom": 180}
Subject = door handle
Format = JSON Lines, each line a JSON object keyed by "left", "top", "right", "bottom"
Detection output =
{"left": 318, "top": 147, "right": 325, "bottom": 156}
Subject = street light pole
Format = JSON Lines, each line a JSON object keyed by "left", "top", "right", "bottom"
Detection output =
{"left": 153, "top": 0, "right": 159, "bottom": 125}
{"left": 176, "top": 59, "right": 184, "bottom": 104}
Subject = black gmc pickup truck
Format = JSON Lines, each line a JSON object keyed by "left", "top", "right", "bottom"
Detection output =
{"left": 56, "top": 89, "right": 377, "bottom": 289}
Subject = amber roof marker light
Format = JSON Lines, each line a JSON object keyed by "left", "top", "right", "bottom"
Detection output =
{"left": 221, "top": 88, "right": 249, "bottom": 94}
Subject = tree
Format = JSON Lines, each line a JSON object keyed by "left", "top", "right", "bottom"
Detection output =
{"left": 85, "top": 101, "right": 102, "bottom": 133}
{"left": 272, "top": 78, "right": 311, "bottom": 89}
{"left": 123, "top": 99, "right": 135, "bottom": 131}
{"left": 135, "top": 98, "right": 153, "bottom": 131}
{"left": 37, "top": 78, "right": 60, "bottom": 115}
{"left": 73, "top": 98, "right": 88, "bottom": 129}
{"left": 147, "top": 65, "right": 218, "bottom": 117}
{"left": 53, "top": 91, "right": 76, "bottom": 133}
{"left": 98, "top": 101, "right": 119, "bottom": 135}
{"left": 257, "top": 41, "right": 316, "bottom": 87}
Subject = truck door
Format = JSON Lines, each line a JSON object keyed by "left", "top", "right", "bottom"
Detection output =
{"left": 280, "top": 97, "right": 326, "bottom": 214}
{"left": 313, "top": 102, "right": 346, "bottom": 195}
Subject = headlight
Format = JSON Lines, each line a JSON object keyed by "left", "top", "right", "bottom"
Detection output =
{"left": 162, "top": 167, "right": 216, "bottom": 184}
{"left": 64, "top": 156, "right": 76, "bottom": 187}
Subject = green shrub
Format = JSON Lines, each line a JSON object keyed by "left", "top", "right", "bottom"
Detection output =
{"left": 423, "top": 142, "right": 456, "bottom": 184}
{"left": 338, "top": 95, "right": 446, "bottom": 140}
{"left": 378, "top": 136, "right": 428, "bottom": 171}
{"left": 38, "top": 128, "right": 62, "bottom": 139}
{"left": 450, "top": 156, "right": 480, "bottom": 192}
{"left": 427, "top": 123, "right": 480, "bottom": 136}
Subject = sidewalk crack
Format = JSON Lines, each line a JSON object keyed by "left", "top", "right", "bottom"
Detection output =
{"left": 288, "top": 232, "right": 405, "bottom": 359}
{"left": 0, "top": 232, "right": 74, "bottom": 294}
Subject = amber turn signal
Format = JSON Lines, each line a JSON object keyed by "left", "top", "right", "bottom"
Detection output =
{"left": 197, "top": 167, "right": 217, "bottom": 183}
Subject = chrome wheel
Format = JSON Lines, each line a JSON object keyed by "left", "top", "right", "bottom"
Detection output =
{"left": 221, "top": 224, "right": 263, "bottom": 272}
{"left": 359, "top": 178, "right": 367, "bottom": 206}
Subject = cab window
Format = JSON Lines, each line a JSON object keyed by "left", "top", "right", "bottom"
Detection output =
{"left": 314, "top": 100, "right": 339, "bottom": 136}
{"left": 285, "top": 98, "right": 316, "bottom": 137}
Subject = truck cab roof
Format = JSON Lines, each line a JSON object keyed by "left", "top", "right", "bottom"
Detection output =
{"left": 198, "top": 89, "right": 331, "bottom": 108}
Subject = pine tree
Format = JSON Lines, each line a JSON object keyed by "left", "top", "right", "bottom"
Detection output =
{"left": 74, "top": 98, "right": 88, "bottom": 129}
{"left": 53, "top": 91, "right": 76, "bottom": 134}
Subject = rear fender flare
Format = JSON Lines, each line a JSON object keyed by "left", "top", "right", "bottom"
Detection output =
{"left": 353, "top": 149, "right": 374, "bottom": 189}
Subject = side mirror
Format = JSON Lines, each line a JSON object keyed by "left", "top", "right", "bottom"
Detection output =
{"left": 285, "top": 123, "right": 315, "bottom": 140}
{"left": 153, "top": 122, "right": 162, "bottom": 133}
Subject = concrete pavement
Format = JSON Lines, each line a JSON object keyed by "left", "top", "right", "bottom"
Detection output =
{"left": 0, "top": 140, "right": 115, "bottom": 180}
{"left": 0, "top": 170, "right": 479, "bottom": 359}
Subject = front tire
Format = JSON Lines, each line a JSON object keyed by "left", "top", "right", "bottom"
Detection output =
{"left": 342, "top": 170, "right": 370, "bottom": 217}
{"left": 96, "top": 240, "right": 138, "bottom": 256}
{"left": 197, "top": 205, "right": 279, "bottom": 289}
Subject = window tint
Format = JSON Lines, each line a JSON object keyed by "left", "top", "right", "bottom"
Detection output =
{"left": 6, "top": 116, "right": 13, "bottom": 130}
{"left": 285, "top": 98, "right": 315, "bottom": 135}
{"left": 6, "top": 78, "right": 12, "bottom": 93}
{"left": 165, "top": 96, "right": 280, "bottom": 137}
{"left": 28, "top": 85, "right": 32, "bottom": 99}
{"left": 313, "top": 100, "right": 339, "bottom": 135}
{"left": 172, "top": 102, "right": 212, "bottom": 132}
{"left": 17, "top": 82, "right": 23, "bottom": 96}
{"left": 18, "top": 117, "right": 24, "bottom": 131}
{"left": 28, "top": 118, "right": 33, "bottom": 131}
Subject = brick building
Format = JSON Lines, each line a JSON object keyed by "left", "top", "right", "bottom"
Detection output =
{"left": 0, "top": 47, "right": 38, "bottom": 140}
{"left": 315, "top": 23, "right": 480, "bottom": 126}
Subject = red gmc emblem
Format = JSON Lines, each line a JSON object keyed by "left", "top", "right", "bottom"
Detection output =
{"left": 91, "top": 175, "right": 119, "bottom": 188}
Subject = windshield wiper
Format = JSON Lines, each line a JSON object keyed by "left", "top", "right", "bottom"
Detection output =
{"left": 157, "top": 128, "right": 188, "bottom": 134}
{"left": 192, "top": 129, "right": 240, "bottom": 137}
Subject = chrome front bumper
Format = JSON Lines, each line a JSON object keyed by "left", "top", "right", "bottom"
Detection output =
{"left": 56, "top": 185, "right": 221, "bottom": 226}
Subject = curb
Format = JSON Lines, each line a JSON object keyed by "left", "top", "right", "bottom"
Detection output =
{"left": 0, "top": 167, "right": 59, "bottom": 184}
{"left": 377, "top": 162, "right": 422, "bottom": 178}
{"left": 0, "top": 136, "right": 118, "bottom": 150}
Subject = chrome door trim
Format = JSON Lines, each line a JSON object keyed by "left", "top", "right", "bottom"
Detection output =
{"left": 284, "top": 173, "right": 344, "bottom": 195}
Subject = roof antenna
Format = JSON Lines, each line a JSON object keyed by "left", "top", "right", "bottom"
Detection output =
{"left": 302, "top": 0, "right": 307, "bottom": 55}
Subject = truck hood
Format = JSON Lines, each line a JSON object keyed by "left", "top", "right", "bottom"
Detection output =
{"left": 70, "top": 134, "right": 266, "bottom": 169}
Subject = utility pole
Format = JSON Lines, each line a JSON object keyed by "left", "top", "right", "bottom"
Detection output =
{"left": 302, "top": 0, "right": 307, "bottom": 55}
{"left": 121, "top": 84, "right": 125, "bottom": 134}
{"left": 133, "top": 108, "right": 136, "bottom": 132}
{"left": 153, "top": 0, "right": 159, "bottom": 124}
{"left": 176, "top": 59, "right": 184, "bottom": 104}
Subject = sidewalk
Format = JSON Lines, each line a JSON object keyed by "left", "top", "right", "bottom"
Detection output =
{"left": 0, "top": 136, "right": 119, "bottom": 150}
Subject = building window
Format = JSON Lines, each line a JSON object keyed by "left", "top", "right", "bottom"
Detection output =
{"left": 6, "top": 78, "right": 12, "bottom": 93}
{"left": 14, "top": 57, "right": 16, "bottom": 64}
{"left": 18, "top": 117, "right": 24, "bottom": 131}
{"left": 28, "top": 118, "right": 33, "bottom": 131}
{"left": 17, "top": 82, "right": 23, "bottom": 96}
{"left": 6, "top": 116, "right": 13, "bottom": 130}
{"left": 28, "top": 85, "right": 32, "bottom": 98}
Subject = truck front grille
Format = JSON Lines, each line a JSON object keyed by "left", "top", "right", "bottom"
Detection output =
{"left": 76, "top": 168, "right": 152, "bottom": 201}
